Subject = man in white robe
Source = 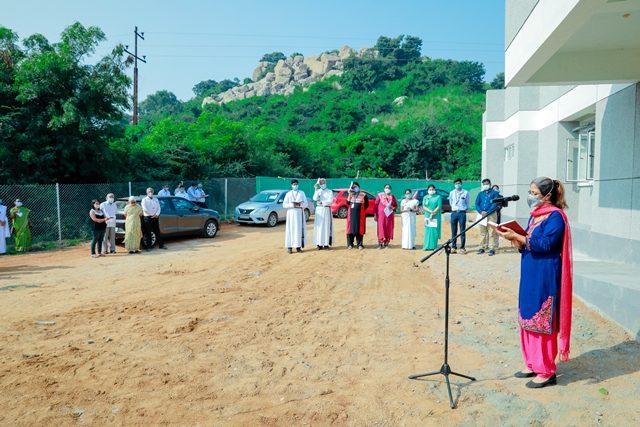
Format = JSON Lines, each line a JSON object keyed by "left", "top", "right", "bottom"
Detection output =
{"left": 283, "top": 179, "right": 308, "bottom": 253}
{"left": 0, "top": 199, "right": 9, "bottom": 254}
{"left": 312, "top": 178, "right": 334, "bottom": 250}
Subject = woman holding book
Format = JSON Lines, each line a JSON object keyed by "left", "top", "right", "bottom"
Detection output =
{"left": 495, "top": 177, "right": 573, "bottom": 389}
{"left": 422, "top": 185, "right": 442, "bottom": 250}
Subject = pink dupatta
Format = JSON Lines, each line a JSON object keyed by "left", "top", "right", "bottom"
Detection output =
{"left": 530, "top": 203, "right": 573, "bottom": 361}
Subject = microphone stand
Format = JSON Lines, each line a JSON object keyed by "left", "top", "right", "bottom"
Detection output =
{"left": 409, "top": 203, "right": 504, "bottom": 409}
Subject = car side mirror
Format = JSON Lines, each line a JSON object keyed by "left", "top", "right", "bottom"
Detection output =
{"left": 277, "top": 200, "right": 283, "bottom": 204}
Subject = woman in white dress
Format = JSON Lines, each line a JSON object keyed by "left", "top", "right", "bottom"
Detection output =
{"left": 400, "top": 189, "right": 418, "bottom": 249}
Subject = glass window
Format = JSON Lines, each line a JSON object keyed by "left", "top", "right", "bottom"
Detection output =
{"left": 587, "top": 131, "right": 596, "bottom": 180}
{"left": 566, "top": 130, "right": 596, "bottom": 182}
{"left": 172, "top": 198, "right": 194, "bottom": 210}
{"left": 159, "top": 198, "right": 172, "bottom": 211}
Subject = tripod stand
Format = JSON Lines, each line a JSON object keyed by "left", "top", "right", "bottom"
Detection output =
{"left": 409, "top": 207, "right": 500, "bottom": 409}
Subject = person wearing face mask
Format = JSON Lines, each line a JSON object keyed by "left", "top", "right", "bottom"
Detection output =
{"left": 283, "top": 179, "right": 308, "bottom": 253}
{"left": 9, "top": 199, "right": 32, "bottom": 252}
{"left": 496, "top": 177, "right": 572, "bottom": 389}
{"left": 346, "top": 181, "right": 368, "bottom": 249}
{"left": 187, "top": 183, "right": 200, "bottom": 203}
{"left": 158, "top": 185, "right": 171, "bottom": 197}
{"left": 422, "top": 184, "right": 442, "bottom": 251}
{"left": 100, "top": 193, "right": 118, "bottom": 254}
{"left": 400, "top": 189, "right": 418, "bottom": 250}
{"left": 123, "top": 196, "right": 143, "bottom": 254}
{"left": 448, "top": 178, "right": 469, "bottom": 254}
{"left": 89, "top": 199, "right": 107, "bottom": 258}
{"left": 312, "top": 178, "right": 334, "bottom": 250}
{"left": 175, "top": 183, "right": 188, "bottom": 199}
{"left": 374, "top": 184, "right": 398, "bottom": 249}
{"left": 0, "top": 199, "right": 9, "bottom": 254}
{"left": 475, "top": 178, "right": 500, "bottom": 256}
{"left": 141, "top": 187, "right": 166, "bottom": 250}
{"left": 195, "top": 183, "right": 209, "bottom": 208}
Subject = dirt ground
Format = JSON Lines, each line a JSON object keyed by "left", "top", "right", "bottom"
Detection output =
{"left": 0, "top": 216, "right": 639, "bottom": 426}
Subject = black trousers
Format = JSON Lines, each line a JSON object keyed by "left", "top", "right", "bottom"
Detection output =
{"left": 91, "top": 229, "right": 105, "bottom": 255}
{"left": 347, "top": 233, "right": 363, "bottom": 247}
{"left": 143, "top": 216, "right": 164, "bottom": 248}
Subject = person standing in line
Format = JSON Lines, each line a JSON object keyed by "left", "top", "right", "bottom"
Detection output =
{"left": 475, "top": 178, "right": 500, "bottom": 256}
{"left": 123, "top": 196, "right": 143, "bottom": 254}
{"left": 492, "top": 184, "right": 503, "bottom": 224}
{"left": 0, "top": 199, "right": 9, "bottom": 255}
{"left": 89, "top": 199, "right": 107, "bottom": 258}
{"left": 400, "top": 189, "right": 417, "bottom": 250}
{"left": 312, "top": 178, "right": 334, "bottom": 250}
{"left": 374, "top": 184, "right": 398, "bottom": 249}
{"left": 195, "top": 183, "right": 209, "bottom": 208}
{"left": 496, "top": 177, "right": 573, "bottom": 389}
{"left": 283, "top": 179, "right": 308, "bottom": 253}
{"left": 448, "top": 178, "right": 469, "bottom": 254}
{"left": 100, "top": 193, "right": 117, "bottom": 254}
{"left": 422, "top": 185, "right": 442, "bottom": 251}
{"left": 141, "top": 187, "right": 166, "bottom": 250}
{"left": 346, "top": 182, "right": 368, "bottom": 250}
{"left": 175, "top": 183, "right": 188, "bottom": 199}
{"left": 187, "top": 183, "right": 199, "bottom": 203}
{"left": 9, "top": 199, "right": 32, "bottom": 253}
{"left": 158, "top": 185, "right": 171, "bottom": 197}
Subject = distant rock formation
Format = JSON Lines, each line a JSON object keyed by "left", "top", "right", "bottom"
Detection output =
{"left": 202, "top": 46, "right": 374, "bottom": 106}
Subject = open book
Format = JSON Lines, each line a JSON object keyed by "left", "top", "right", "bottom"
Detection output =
{"left": 488, "top": 219, "right": 527, "bottom": 236}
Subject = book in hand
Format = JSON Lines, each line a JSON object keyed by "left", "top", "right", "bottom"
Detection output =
{"left": 488, "top": 220, "right": 527, "bottom": 236}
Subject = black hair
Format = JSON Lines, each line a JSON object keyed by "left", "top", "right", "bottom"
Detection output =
{"left": 405, "top": 188, "right": 412, "bottom": 194}
{"left": 352, "top": 181, "right": 360, "bottom": 187}
{"left": 531, "top": 177, "right": 568, "bottom": 210}
{"left": 291, "top": 179, "right": 299, "bottom": 185}
{"left": 427, "top": 184, "right": 436, "bottom": 190}
{"left": 454, "top": 178, "right": 462, "bottom": 184}
{"left": 482, "top": 178, "right": 492, "bottom": 185}
{"left": 384, "top": 184, "right": 391, "bottom": 189}
{"left": 91, "top": 199, "right": 100, "bottom": 209}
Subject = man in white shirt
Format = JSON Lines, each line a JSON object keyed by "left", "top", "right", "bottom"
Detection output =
{"left": 100, "top": 193, "right": 118, "bottom": 254}
{"left": 283, "top": 179, "right": 308, "bottom": 253}
{"left": 195, "top": 183, "right": 208, "bottom": 208}
{"left": 312, "top": 178, "right": 334, "bottom": 250}
{"left": 158, "top": 185, "right": 171, "bottom": 197}
{"left": 187, "top": 183, "right": 199, "bottom": 203}
{"left": 141, "top": 187, "right": 166, "bottom": 250}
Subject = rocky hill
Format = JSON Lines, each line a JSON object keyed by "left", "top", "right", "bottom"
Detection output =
{"left": 202, "top": 46, "right": 374, "bottom": 106}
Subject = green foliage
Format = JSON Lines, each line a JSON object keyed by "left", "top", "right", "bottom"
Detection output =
{"left": 490, "top": 72, "right": 505, "bottom": 90}
{"left": 192, "top": 78, "right": 239, "bottom": 97}
{"left": 0, "top": 23, "right": 131, "bottom": 184}
{"left": 259, "top": 51, "right": 286, "bottom": 63}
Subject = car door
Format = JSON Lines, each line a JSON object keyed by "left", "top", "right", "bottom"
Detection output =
{"left": 158, "top": 198, "right": 178, "bottom": 235}
{"left": 276, "top": 191, "right": 287, "bottom": 221}
{"left": 172, "top": 197, "right": 203, "bottom": 233}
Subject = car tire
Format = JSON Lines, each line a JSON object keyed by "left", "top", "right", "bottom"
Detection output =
{"left": 337, "top": 206, "right": 348, "bottom": 218}
{"left": 142, "top": 231, "right": 157, "bottom": 248}
{"left": 267, "top": 212, "right": 278, "bottom": 227}
{"left": 203, "top": 219, "right": 218, "bottom": 238}
{"left": 304, "top": 209, "right": 310, "bottom": 222}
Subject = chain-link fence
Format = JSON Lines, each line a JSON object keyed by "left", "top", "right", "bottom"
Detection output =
{"left": 0, "top": 178, "right": 256, "bottom": 253}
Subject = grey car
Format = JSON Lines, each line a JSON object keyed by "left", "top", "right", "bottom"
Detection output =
{"left": 234, "top": 189, "right": 314, "bottom": 227}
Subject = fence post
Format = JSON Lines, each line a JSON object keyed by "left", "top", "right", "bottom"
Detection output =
{"left": 128, "top": 181, "right": 132, "bottom": 197}
{"left": 56, "top": 183, "right": 62, "bottom": 244}
{"left": 224, "top": 178, "right": 228, "bottom": 220}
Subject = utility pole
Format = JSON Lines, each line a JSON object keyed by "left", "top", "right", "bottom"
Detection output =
{"left": 124, "top": 26, "right": 146, "bottom": 125}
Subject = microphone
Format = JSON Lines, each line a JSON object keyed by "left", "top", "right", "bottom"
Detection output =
{"left": 492, "top": 195, "right": 520, "bottom": 204}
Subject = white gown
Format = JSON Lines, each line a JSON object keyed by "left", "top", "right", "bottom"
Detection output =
{"left": 313, "top": 188, "right": 335, "bottom": 246}
{"left": 283, "top": 190, "right": 308, "bottom": 248}
{"left": 0, "top": 205, "right": 9, "bottom": 254}
{"left": 401, "top": 198, "right": 417, "bottom": 249}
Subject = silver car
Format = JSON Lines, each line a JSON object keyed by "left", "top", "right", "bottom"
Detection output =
{"left": 234, "top": 189, "right": 314, "bottom": 227}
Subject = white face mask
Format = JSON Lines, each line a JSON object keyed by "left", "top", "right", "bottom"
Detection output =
{"left": 147, "top": 193, "right": 153, "bottom": 198}
{"left": 384, "top": 188, "right": 391, "bottom": 195}
{"left": 320, "top": 184, "right": 326, "bottom": 190}
{"left": 428, "top": 190, "right": 435, "bottom": 195}
{"left": 15, "top": 202, "right": 23, "bottom": 207}
{"left": 107, "top": 197, "right": 114, "bottom": 203}
{"left": 292, "top": 185, "right": 298, "bottom": 191}
{"left": 404, "top": 194, "right": 411, "bottom": 199}
{"left": 482, "top": 184, "right": 490, "bottom": 191}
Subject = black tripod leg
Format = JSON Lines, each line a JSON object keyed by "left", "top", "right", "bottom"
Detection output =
{"left": 408, "top": 369, "right": 442, "bottom": 380}
{"left": 449, "top": 370, "right": 476, "bottom": 381}
{"left": 444, "top": 374, "right": 456, "bottom": 409}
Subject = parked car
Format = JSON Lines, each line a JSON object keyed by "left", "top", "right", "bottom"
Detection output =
{"left": 330, "top": 188, "right": 377, "bottom": 218}
{"left": 412, "top": 188, "right": 452, "bottom": 214}
{"left": 115, "top": 196, "right": 220, "bottom": 247}
{"left": 234, "top": 189, "right": 314, "bottom": 227}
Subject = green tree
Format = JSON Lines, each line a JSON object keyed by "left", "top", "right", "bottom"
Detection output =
{"left": 490, "top": 72, "right": 505, "bottom": 89}
{"left": 139, "top": 90, "right": 182, "bottom": 117}
{"left": 259, "top": 51, "right": 286, "bottom": 63}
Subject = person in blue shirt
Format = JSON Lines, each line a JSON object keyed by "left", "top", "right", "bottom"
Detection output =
{"left": 475, "top": 178, "right": 500, "bottom": 256}
{"left": 448, "top": 178, "right": 470, "bottom": 254}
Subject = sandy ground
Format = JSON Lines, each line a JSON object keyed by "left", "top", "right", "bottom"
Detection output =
{"left": 0, "top": 216, "right": 639, "bottom": 426}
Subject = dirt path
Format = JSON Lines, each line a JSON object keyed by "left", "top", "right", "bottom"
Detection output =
{"left": 0, "top": 217, "right": 638, "bottom": 426}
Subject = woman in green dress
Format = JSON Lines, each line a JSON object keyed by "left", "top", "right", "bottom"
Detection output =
{"left": 423, "top": 185, "right": 442, "bottom": 250}
{"left": 123, "top": 196, "right": 143, "bottom": 254}
{"left": 9, "top": 199, "right": 32, "bottom": 252}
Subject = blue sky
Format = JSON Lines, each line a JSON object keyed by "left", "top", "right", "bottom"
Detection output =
{"left": 2, "top": 0, "right": 505, "bottom": 101}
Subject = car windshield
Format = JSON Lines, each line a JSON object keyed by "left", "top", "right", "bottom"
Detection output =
{"left": 250, "top": 192, "right": 280, "bottom": 203}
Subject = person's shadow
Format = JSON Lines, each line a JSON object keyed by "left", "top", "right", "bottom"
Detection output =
{"left": 559, "top": 340, "right": 640, "bottom": 385}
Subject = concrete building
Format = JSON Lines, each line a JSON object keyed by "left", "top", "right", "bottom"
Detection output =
{"left": 484, "top": 0, "right": 640, "bottom": 339}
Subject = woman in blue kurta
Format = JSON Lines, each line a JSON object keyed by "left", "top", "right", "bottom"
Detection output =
{"left": 496, "top": 177, "right": 573, "bottom": 389}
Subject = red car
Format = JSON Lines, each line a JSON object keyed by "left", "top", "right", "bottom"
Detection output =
{"left": 331, "top": 188, "right": 377, "bottom": 218}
